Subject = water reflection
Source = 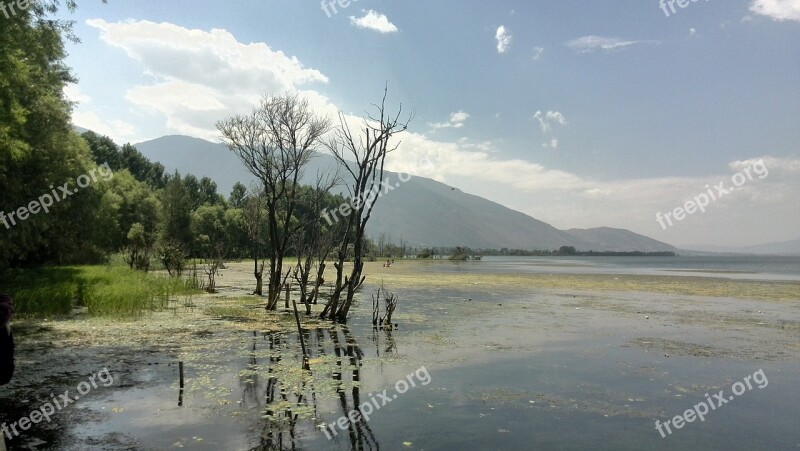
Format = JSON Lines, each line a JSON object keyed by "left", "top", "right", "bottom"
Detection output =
{"left": 238, "top": 324, "right": 390, "bottom": 450}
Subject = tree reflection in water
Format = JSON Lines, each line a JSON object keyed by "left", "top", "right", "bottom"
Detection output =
{"left": 240, "top": 324, "right": 395, "bottom": 450}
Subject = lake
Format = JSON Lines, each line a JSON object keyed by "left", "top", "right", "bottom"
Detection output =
{"left": 5, "top": 258, "right": 800, "bottom": 450}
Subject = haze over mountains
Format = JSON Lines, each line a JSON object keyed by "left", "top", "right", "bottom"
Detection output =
{"left": 129, "top": 135, "right": 684, "bottom": 252}
{"left": 129, "top": 134, "right": 799, "bottom": 255}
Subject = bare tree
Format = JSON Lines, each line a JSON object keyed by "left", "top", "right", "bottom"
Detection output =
{"left": 320, "top": 87, "right": 412, "bottom": 322}
{"left": 218, "top": 93, "right": 331, "bottom": 310}
{"left": 291, "top": 173, "right": 341, "bottom": 314}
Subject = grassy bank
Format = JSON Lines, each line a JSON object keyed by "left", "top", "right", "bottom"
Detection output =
{"left": 4, "top": 264, "right": 199, "bottom": 317}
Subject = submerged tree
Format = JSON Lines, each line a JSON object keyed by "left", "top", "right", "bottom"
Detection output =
{"left": 218, "top": 93, "right": 331, "bottom": 310}
{"left": 291, "top": 180, "right": 343, "bottom": 314}
{"left": 320, "top": 87, "right": 412, "bottom": 322}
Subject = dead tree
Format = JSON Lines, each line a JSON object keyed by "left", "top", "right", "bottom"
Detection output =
{"left": 291, "top": 176, "right": 339, "bottom": 314}
{"left": 218, "top": 93, "right": 331, "bottom": 310}
{"left": 320, "top": 87, "right": 412, "bottom": 322}
{"left": 371, "top": 284, "right": 398, "bottom": 329}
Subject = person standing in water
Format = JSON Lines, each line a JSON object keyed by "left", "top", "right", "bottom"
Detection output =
{"left": 0, "top": 294, "right": 13, "bottom": 385}
{"left": 0, "top": 294, "right": 13, "bottom": 451}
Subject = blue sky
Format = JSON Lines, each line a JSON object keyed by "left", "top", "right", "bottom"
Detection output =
{"left": 59, "top": 0, "right": 800, "bottom": 247}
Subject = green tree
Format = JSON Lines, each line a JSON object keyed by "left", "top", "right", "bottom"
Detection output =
{"left": 81, "top": 131, "right": 122, "bottom": 169}
{"left": 229, "top": 182, "right": 248, "bottom": 208}
{"left": 161, "top": 172, "right": 192, "bottom": 250}
{"left": 198, "top": 176, "right": 223, "bottom": 206}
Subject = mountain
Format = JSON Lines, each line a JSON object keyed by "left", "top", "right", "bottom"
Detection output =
{"left": 135, "top": 135, "right": 256, "bottom": 191}
{"left": 683, "top": 238, "right": 800, "bottom": 256}
{"left": 565, "top": 227, "right": 679, "bottom": 253}
{"left": 131, "top": 134, "right": 675, "bottom": 252}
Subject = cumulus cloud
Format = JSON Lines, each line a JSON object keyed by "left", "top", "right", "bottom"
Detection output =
{"left": 428, "top": 110, "right": 470, "bottom": 129}
{"left": 81, "top": 19, "right": 798, "bottom": 246}
{"left": 63, "top": 84, "right": 91, "bottom": 104}
{"left": 86, "top": 19, "right": 331, "bottom": 140}
{"left": 532, "top": 46, "right": 544, "bottom": 60}
{"left": 63, "top": 83, "right": 138, "bottom": 143}
{"left": 533, "top": 110, "right": 567, "bottom": 133}
{"left": 749, "top": 0, "right": 800, "bottom": 21}
{"left": 565, "top": 35, "right": 644, "bottom": 53}
{"left": 71, "top": 110, "right": 138, "bottom": 143}
{"left": 350, "top": 10, "right": 398, "bottom": 33}
{"left": 495, "top": 26, "right": 512, "bottom": 53}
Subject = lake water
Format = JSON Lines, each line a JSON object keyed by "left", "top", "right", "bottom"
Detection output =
{"left": 19, "top": 258, "right": 800, "bottom": 450}
{"left": 434, "top": 255, "right": 800, "bottom": 281}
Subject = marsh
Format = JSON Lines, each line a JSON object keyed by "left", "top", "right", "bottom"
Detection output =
{"left": 2, "top": 257, "right": 799, "bottom": 450}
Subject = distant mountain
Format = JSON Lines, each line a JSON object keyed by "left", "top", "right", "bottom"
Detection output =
{"left": 565, "top": 227, "right": 679, "bottom": 253}
{"left": 129, "top": 134, "right": 676, "bottom": 252}
{"left": 683, "top": 238, "right": 800, "bottom": 256}
{"left": 135, "top": 135, "right": 255, "bottom": 191}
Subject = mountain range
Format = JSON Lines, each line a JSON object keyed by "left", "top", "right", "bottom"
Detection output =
{"left": 130, "top": 135, "right": 683, "bottom": 252}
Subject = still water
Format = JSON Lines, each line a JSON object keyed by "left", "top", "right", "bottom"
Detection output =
{"left": 23, "top": 259, "right": 800, "bottom": 450}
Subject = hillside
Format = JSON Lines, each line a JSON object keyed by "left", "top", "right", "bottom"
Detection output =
{"left": 133, "top": 135, "right": 675, "bottom": 252}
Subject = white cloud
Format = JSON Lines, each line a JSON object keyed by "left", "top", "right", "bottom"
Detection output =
{"left": 533, "top": 111, "right": 567, "bottom": 150}
{"left": 80, "top": 19, "right": 798, "bottom": 246}
{"left": 350, "top": 10, "right": 398, "bottom": 33}
{"left": 532, "top": 46, "right": 544, "bottom": 60}
{"left": 495, "top": 26, "right": 512, "bottom": 53}
{"left": 71, "top": 110, "right": 138, "bottom": 143}
{"left": 428, "top": 110, "right": 470, "bottom": 129}
{"left": 64, "top": 83, "right": 138, "bottom": 142}
{"left": 533, "top": 110, "right": 567, "bottom": 133}
{"left": 86, "top": 19, "right": 331, "bottom": 140}
{"left": 688, "top": 28, "right": 697, "bottom": 37}
{"left": 565, "top": 35, "right": 643, "bottom": 53}
{"left": 63, "top": 84, "right": 91, "bottom": 104}
{"left": 543, "top": 137, "right": 559, "bottom": 149}
{"left": 389, "top": 141, "right": 799, "bottom": 246}
{"left": 749, "top": 0, "right": 800, "bottom": 21}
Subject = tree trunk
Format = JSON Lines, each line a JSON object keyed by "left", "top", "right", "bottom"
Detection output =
{"left": 253, "top": 247, "right": 263, "bottom": 296}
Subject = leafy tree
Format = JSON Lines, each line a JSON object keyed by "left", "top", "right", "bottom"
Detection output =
{"left": 191, "top": 204, "right": 228, "bottom": 257}
{"left": 0, "top": 0, "right": 91, "bottom": 269}
{"left": 123, "top": 222, "right": 153, "bottom": 271}
{"left": 120, "top": 143, "right": 166, "bottom": 188}
{"left": 161, "top": 172, "right": 192, "bottom": 250}
{"left": 229, "top": 182, "right": 247, "bottom": 208}
{"left": 82, "top": 131, "right": 123, "bottom": 170}
{"left": 198, "top": 176, "right": 223, "bottom": 206}
{"left": 558, "top": 246, "right": 577, "bottom": 256}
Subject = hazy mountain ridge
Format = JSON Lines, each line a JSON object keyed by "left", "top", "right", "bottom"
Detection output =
{"left": 132, "top": 135, "right": 677, "bottom": 252}
{"left": 681, "top": 238, "right": 800, "bottom": 256}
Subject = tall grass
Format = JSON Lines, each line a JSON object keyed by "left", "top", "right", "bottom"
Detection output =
{"left": 4, "top": 264, "right": 200, "bottom": 318}
{"left": 4, "top": 267, "right": 80, "bottom": 316}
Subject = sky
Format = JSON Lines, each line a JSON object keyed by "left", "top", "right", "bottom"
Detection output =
{"left": 58, "top": 0, "right": 800, "bottom": 248}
